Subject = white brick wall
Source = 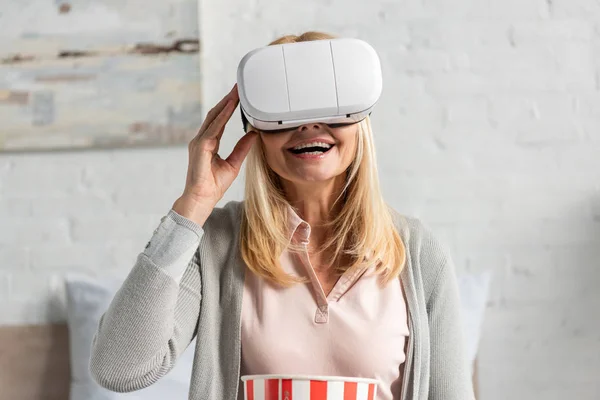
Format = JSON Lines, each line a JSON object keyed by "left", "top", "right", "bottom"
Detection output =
{"left": 1, "top": 0, "right": 600, "bottom": 398}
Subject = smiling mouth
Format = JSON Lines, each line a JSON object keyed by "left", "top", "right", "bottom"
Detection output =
{"left": 288, "top": 145, "right": 335, "bottom": 155}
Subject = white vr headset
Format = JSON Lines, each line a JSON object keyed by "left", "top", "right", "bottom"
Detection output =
{"left": 237, "top": 37, "right": 382, "bottom": 132}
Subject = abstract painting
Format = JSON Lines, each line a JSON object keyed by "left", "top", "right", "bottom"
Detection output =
{"left": 0, "top": 0, "right": 202, "bottom": 152}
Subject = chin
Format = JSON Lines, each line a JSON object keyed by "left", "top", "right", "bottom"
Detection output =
{"left": 289, "top": 172, "right": 340, "bottom": 183}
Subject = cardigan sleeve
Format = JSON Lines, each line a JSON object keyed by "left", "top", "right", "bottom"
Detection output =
{"left": 89, "top": 209, "right": 204, "bottom": 392}
{"left": 421, "top": 227, "right": 476, "bottom": 400}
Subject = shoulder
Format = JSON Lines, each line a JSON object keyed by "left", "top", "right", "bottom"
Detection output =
{"left": 200, "top": 200, "right": 244, "bottom": 245}
{"left": 204, "top": 199, "right": 243, "bottom": 226}
{"left": 387, "top": 206, "right": 455, "bottom": 300}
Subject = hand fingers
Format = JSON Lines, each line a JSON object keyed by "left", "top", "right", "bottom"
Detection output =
{"left": 206, "top": 86, "right": 235, "bottom": 123}
{"left": 203, "top": 95, "right": 239, "bottom": 140}
{"left": 215, "top": 99, "right": 238, "bottom": 143}
{"left": 225, "top": 131, "right": 258, "bottom": 171}
{"left": 196, "top": 84, "right": 237, "bottom": 138}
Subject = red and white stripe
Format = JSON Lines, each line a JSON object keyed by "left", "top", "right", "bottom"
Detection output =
{"left": 244, "top": 378, "right": 377, "bottom": 400}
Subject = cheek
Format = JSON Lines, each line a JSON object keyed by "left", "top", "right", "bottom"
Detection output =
{"left": 336, "top": 127, "right": 358, "bottom": 153}
{"left": 260, "top": 136, "right": 287, "bottom": 167}
{"left": 260, "top": 136, "right": 279, "bottom": 155}
{"left": 338, "top": 137, "right": 358, "bottom": 163}
{"left": 261, "top": 131, "right": 291, "bottom": 147}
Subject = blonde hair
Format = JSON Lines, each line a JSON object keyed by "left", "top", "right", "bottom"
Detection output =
{"left": 240, "top": 31, "right": 406, "bottom": 286}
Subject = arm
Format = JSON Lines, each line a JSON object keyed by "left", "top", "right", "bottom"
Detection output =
{"left": 89, "top": 208, "right": 204, "bottom": 392}
{"left": 89, "top": 81, "right": 255, "bottom": 393}
{"left": 423, "top": 232, "right": 476, "bottom": 400}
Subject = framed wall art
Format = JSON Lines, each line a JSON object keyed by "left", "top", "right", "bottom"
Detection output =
{"left": 0, "top": 0, "right": 202, "bottom": 152}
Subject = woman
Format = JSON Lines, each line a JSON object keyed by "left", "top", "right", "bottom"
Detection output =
{"left": 90, "top": 32, "right": 475, "bottom": 400}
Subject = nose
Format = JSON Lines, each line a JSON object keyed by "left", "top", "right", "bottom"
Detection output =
{"left": 298, "top": 122, "right": 324, "bottom": 131}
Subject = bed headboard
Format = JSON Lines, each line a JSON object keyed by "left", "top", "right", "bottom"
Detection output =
{"left": 0, "top": 324, "right": 480, "bottom": 400}
{"left": 0, "top": 324, "right": 70, "bottom": 400}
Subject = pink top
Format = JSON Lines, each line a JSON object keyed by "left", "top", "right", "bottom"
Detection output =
{"left": 240, "top": 204, "right": 409, "bottom": 400}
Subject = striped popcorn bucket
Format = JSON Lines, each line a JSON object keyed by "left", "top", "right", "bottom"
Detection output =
{"left": 241, "top": 375, "right": 379, "bottom": 400}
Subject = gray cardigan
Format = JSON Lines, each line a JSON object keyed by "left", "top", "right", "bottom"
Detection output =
{"left": 89, "top": 200, "right": 475, "bottom": 400}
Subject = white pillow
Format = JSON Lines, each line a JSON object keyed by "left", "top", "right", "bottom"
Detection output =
{"left": 457, "top": 271, "right": 492, "bottom": 373}
{"left": 64, "top": 274, "right": 196, "bottom": 400}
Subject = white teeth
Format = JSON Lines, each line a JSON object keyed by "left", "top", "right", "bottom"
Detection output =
{"left": 291, "top": 141, "right": 333, "bottom": 150}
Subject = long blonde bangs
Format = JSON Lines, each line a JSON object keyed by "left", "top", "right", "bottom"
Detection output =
{"left": 239, "top": 32, "right": 406, "bottom": 287}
